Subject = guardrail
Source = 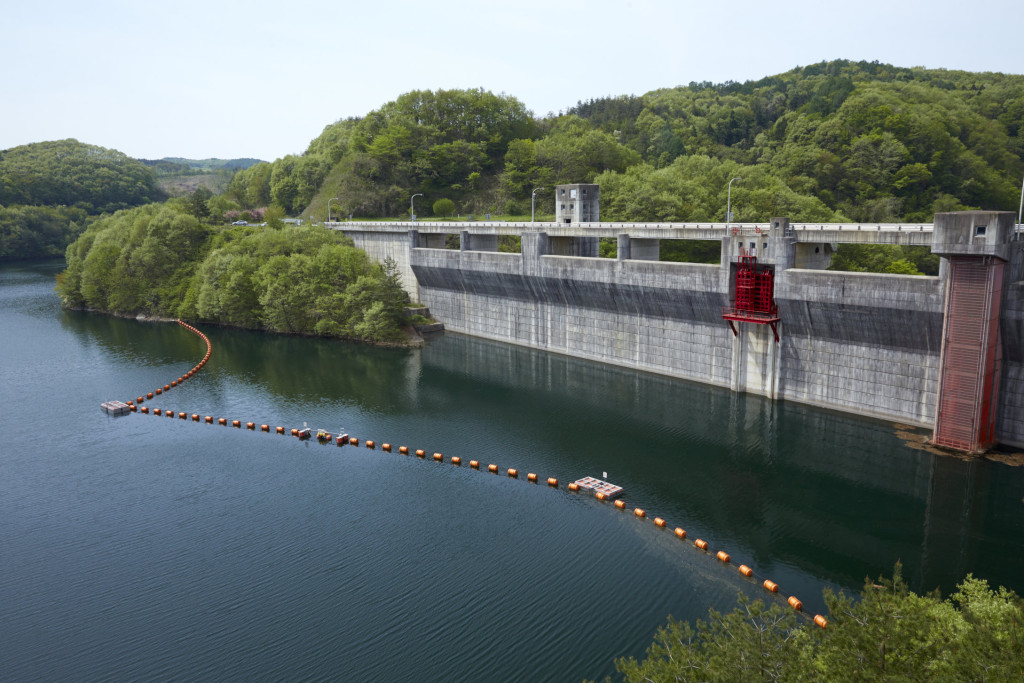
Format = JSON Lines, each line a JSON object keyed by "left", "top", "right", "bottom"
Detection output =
{"left": 326, "top": 220, "right": 934, "bottom": 233}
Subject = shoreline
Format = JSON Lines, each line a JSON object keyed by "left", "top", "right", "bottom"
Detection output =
{"left": 64, "top": 306, "right": 426, "bottom": 348}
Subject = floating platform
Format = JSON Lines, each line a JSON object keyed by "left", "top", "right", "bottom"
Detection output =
{"left": 573, "top": 476, "right": 623, "bottom": 498}
{"left": 100, "top": 400, "right": 131, "bottom": 417}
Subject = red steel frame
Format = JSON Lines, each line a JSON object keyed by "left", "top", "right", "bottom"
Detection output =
{"left": 933, "top": 256, "right": 1004, "bottom": 452}
{"left": 723, "top": 256, "right": 780, "bottom": 342}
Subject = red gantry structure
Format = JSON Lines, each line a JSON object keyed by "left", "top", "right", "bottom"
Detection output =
{"left": 722, "top": 253, "right": 780, "bottom": 343}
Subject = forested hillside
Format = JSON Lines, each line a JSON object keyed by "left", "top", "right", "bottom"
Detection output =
{"left": 12, "top": 60, "right": 1024, "bottom": 270}
{"left": 0, "top": 139, "right": 162, "bottom": 261}
{"left": 220, "top": 61, "right": 1023, "bottom": 230}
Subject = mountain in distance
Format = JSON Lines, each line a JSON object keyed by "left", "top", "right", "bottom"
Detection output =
{"left": 139, "top": 157, "right": 264, "bottom": 197}
{"left": 139, "top": 157, "right": 263, "bottom": 172}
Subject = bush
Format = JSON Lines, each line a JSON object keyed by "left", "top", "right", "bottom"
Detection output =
{"left": 432, "top": 198, "right": 455, "bottom": 218}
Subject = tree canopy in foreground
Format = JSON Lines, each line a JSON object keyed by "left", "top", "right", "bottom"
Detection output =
{"left": 602, "top": 565, "right": 1022, "bottom": 682}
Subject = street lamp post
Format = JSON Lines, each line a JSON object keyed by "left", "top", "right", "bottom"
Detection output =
{"left": 727, "top": 177, "right": 742, "bottom": 231}
{"left": 531, "top": 187, "right": 545, "bottom": 223}
{"left": 410, "top": 193, "right": 423, "bottom": 221}
{"left": 327, "top": 197, "right": 338, "bottom": 223}
{"left": 1017, "top": 174, "right": 1023, "bottom": 240}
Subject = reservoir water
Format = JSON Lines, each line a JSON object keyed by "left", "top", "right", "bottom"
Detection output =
{"left": 2, "top": 260, "right": 1023, "bottom": 681}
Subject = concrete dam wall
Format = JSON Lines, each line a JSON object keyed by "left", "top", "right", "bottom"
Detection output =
{"left": 333, "top": 212, "right": 1024, "bottom": 450}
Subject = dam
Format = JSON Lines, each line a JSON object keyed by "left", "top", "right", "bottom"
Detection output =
{"left": 327, "top": 188, "right": 1024, "bottom": 451}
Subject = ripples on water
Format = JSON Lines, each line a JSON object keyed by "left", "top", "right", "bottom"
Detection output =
{"left": 2, "top": 261, "right": 1022, "bottom": 681}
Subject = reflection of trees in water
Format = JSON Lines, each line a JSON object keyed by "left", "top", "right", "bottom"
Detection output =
{"left": 212, "top": 329, "right": 418, "bottom": 411}
{"left": 58, "top": 311, "right": 420, "bottom": 414}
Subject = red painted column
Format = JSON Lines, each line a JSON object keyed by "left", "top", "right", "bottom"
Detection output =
{"left": 931, "top": 211, "right": 1014, "bottom": 452}
{"left": 933, "top": 257, "right": 1004, "bottom": 451}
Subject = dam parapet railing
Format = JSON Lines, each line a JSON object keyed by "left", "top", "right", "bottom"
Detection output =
{"left": 327, "top": 220, "right": 935, "bottom": 244}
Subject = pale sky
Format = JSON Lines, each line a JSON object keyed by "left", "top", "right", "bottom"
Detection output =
{"left": 3, "top": 0, "right": 1022, "bottom": 162}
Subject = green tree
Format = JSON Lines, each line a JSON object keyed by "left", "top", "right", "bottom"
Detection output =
{"left": 186, "top": 186, "right": 213, "bottom": 220}
{"left": 264, "top": 205, "right": 286, "bottom": 229}
{"left": 432, "top": 198, "right": 455, "bottom": 218}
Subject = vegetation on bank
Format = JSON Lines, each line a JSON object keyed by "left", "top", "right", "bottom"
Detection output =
{"left": 57, "top": 202, "right": 410, "bottom": 344}
{"left": 603, "top": 565, "right": 1022, "bottom": 682}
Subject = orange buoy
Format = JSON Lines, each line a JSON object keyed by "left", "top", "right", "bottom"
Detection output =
{"left": 547, "top": 477, "right": 558, "bottom": 488}
{"left": 568, "top": 482, "right": 580, "bottom": 492}
{"left": 155, "top": 388, "right": 162, "bottom": 395}
{"left": 813, "top": 615, "right": 828, "bottom": 629}
{"left": 246, "top": 422, "right": 255, "bottom": 430}
{"left": 634, "top": 508, "right": 646, "bottom": 518}
{"left": 674, "top": 527, "right": 686, "bottom": 539}
{"left": 716, "top": 550, "right": 730, "bottom": 563}
{"left": 141, "top": 406, "right": 149, "bottom": 414}
{"left": 261, "top": 424, "right": 270, "bottom": 432}
{"left": 694, "top": 539, "right": 708, "bottom": 550}
{"left": 153, "top": 408, "right": 162, "bottom": 416}
{"left": 170, "top": 381, "right": 177, "bottom": 387}
{"left": 470, "top": 460, "right": 480, "bottom": 469}
{"left": 349, "top": 438, "right": 359, "bottom": 446}
{"left": 291, "top": 428, "right": 299, "bottom": 436}
{"left": 276, "top": 426, "right": 285, "bottom": 434}
{"left": 654, "top": 517, "right": 666, "bottom": 528}
{"left": 415, "top": 449, "right": 426, "bottom": 457}
{"left": 788, "top": 596, "right": 803, "bottom": 611}
{"left": 596, "top": 491, "right": 607, "bottom": 501}
{"left": 366, "top": 440, "right": 376, "bottom": 449}
{"left": 164, "top": 384, "right": 171, "bottom": 391}
{"left": 383, "top": 443, "right": 391, "bottom": 452}
{"left": 231, "top": 420, "right": 240, "bottom": 428}
{"left": 178, "top": 412, "right": 187, "bottom": 419}
{"left": 507, "top": 468, "right": 518, "bottom": 478}
{"left": 167, "top": 411, "right": 175, "bottom": 418}
{"left": 763, "top": 580, "right": 779, "bottom": 593}
{"left": 130, "top": 404, "right": 137, "bottom": 412}
{"left": 147, "top": 392, "right": 154, "bottom": 399}
{"left": 137, "top": 396, "right": 145, "bottom": 403}
{"left": 488, "top": 464, "right": 498, "bottom": 473}
{"left": 220, "top": 418, "right": 228, "bottom": 426}
{"left": 527, "top": 473, "right": 538, "bottom": 483}
{"left": 399, "top": 446, "right": 409, "bottom": 454}
{"left": 205, "top": 415, "right": 213, "bottom": 423}
{"left": 738, "top": 564, "right": 753, "bottom": 577}
{"left": 433, "top": 452, "right": 443, "bottom": 461}
{"left": 451, "top": 456, "right": 461, "bottom": 465}
{"left": 614, "top": 500, "right": 626, "bottom": 510}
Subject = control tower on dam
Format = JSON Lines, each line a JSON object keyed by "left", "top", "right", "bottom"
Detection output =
{"left": 326, "top": 190, "right": 1024, "bottom": 453}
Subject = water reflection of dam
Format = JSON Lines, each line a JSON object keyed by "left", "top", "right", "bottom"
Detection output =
{"left": 421, "top": 332, "right": 1024, "bottom": 596}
